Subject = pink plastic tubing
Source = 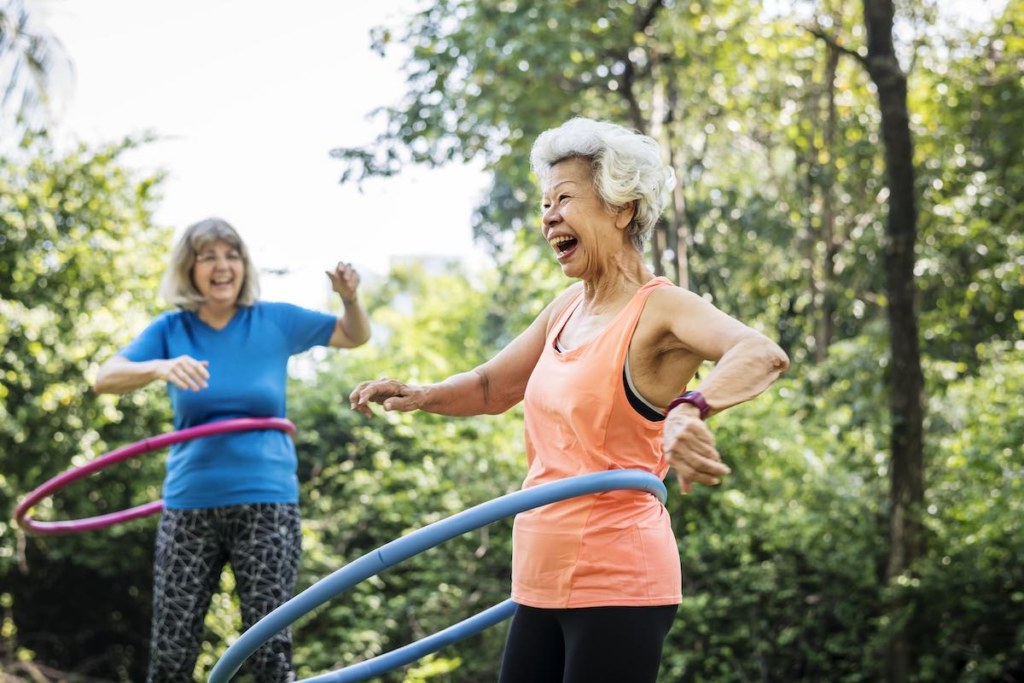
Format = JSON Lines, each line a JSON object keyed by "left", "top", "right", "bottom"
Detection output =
{"left": 14, "top": 417, "right": 296, "bottom": 536}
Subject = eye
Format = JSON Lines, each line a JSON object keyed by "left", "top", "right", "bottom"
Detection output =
{"left": 559, "top": 194, "right": 570, "bottom": 203}
{"left": 196, "top": 253, "right": 216, "bottom": 263}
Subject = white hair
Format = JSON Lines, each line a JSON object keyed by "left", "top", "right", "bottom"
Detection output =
{"left": 530, "top": 117, "right": 675, "bottom": 250}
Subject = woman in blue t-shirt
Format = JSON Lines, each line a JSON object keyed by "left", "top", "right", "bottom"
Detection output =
{"left": 94, "top": 217, "right": 370, "bottom": 683}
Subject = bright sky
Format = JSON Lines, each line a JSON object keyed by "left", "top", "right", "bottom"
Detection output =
{"left": 42, "top": 0, "right": 492, "bottom": 309}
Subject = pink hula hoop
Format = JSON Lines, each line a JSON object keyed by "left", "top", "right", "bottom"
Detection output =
{"left": 14, "top": 417, "right": 297, "bottom": 535}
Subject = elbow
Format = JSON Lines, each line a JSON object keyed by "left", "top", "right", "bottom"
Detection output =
{"left": 770, "top": 343, "right": 790, "bottom": 375}
{"left": 92, "top": 371, "right": 110, "bottom": 395}
{"left": 332, "top": 320, "right": 371, "bottom": 348}
{"left": 739, "top": 333, "right": 789, "bottom": 378}
{"left": 760, "top": 338, "right": 790, "bottom": 379}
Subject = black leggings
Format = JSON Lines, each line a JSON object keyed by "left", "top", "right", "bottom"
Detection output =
{"left": 498, "top": 603, "right": 678, "bottom": 683}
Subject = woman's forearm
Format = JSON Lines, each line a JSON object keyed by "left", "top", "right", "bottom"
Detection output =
{"left": 340, "top": 297, "right": 371, "bottom": 346}
{"left": 685, "top": 335, "right": 789, "bottom": 416}
{"left": 353, "top": 367, "right": 524, "bottom": 418}
{"left": 420, "top": 368, "right": 524, "bottom": 416}
{"left": 93, "top": 357, "right": 166, "bottom": 394}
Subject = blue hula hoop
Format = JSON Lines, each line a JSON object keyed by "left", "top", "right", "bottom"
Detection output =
{"left": 208, "top": 469, "right": 668, "bottom": 683}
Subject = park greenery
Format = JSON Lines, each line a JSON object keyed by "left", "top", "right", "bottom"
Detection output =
{"left": 1, "top": 0, "right": 1021, "bottom": 681}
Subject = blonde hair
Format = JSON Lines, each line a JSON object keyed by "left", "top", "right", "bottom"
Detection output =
{"left": 530, "top": 117, "right": 675, "bottom": 250}
{"left": 158, "top": 217, "right": 260, "bottom": 310}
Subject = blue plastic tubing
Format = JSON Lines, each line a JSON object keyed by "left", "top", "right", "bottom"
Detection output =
{"left": 208, "top": 469, "right": 668, "bottom": 683}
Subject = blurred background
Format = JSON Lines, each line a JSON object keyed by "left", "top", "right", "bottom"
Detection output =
{"left": 1, "top": 0, "right": 1021, "bottom": 681}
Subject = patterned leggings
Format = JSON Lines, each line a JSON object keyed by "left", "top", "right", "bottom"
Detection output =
{"left": 147, "top": 503, "right": 301, "bottom": 683}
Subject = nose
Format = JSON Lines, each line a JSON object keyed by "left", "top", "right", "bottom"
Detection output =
{"left": 542, "top": 204, "right": 560, "bottom": 229}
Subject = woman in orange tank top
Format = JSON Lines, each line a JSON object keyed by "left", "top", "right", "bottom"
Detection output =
{"left": 351, "top": 117, "right": 789, "bottom": 683}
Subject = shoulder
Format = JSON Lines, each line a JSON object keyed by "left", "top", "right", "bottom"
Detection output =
{"left": 250, "top": 301, "right": 306, "bottom": 319}
{"left": 642, "top": 282, "right": 725, "bottom": 331}
{"left": 546, "top": 282, "right": 584, "bottom": 319}
{"left": 647, "top": 281, "right": 710, "bottom": 310}
{"left": 145, "top": 309, "right": 186, "bottom": 332}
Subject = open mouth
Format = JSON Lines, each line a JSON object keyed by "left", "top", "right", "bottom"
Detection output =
{"left": 550, "top": 235, "right": 578, "bottom": 256}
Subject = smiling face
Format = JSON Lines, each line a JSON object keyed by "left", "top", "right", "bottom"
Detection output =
{"left": 540, "top": 157, "right": 634, "bottom": 280}
{"left": 191, "top": 239, "right": 245, "bottom": 309}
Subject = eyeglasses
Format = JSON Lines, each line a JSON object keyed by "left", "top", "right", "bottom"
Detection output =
{"left": 195, "top": 251, "right": 242, "bottom": 264}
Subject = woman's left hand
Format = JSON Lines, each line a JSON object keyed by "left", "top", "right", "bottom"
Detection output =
{"left": 662, "top": 408, "right": 731, "bottom": 494}
{"left": 326, "top": 261, "right": 360, "bottom": 302}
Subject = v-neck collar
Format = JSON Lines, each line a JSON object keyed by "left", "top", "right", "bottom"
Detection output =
{"left": 192, "top": 306, "right": 241, "bottom": 332}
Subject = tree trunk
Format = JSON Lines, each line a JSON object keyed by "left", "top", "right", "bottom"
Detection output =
{"left": 648, "top": 63, "right": 690, "bottom": 287}
{"left": 663, "top": 79, "right": 691, "bottom": 288}
{"left": 817, "top": 44, "right": 840, "bottom": 361}
{"left": 861, "top": 1, "right": 926, "bottom": 681}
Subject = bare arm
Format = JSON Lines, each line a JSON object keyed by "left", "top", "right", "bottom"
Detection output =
{"left": 327, "top": 296, "right": 371, "bottom": 348}
{"left": 652, "top": 286, "right": 789, "bottom": 413}
{"left": 93, "top": 355, "right": 210, "bottom": 394}
{"left": 648, "top": 287, "right": 790, "bottom": 493}
{"left": 349, "top": 288, "right": 578, "bottom": 417}
{"left": 325, "top": 262, "right": 371, "bottom": 348}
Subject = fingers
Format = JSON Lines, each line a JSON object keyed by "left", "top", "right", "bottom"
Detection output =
{"left": 349, "top": 379, "right": 411, "bottom": 416}
{"left": 164, "top": 357, "right": 209, "bottom": 391}
{"left": 326, "top": 261, "right": 360, "bottom": 296}
{"left": 349, "top": 381, "right": 377, "bottom": 417}
{"left": 664, "top": 418, "right": 730, "bottom": 493}
{"left": 669, "top": 450, "right": 730, "bottom": 490}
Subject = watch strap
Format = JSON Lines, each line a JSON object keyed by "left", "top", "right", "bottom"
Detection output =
{"left": 666, "top": 390, "right": 711, "bottom": 420}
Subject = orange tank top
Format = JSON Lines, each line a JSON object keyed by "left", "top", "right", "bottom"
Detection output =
{"left": 511, "top": 277, "right": 682, "bottom": 608}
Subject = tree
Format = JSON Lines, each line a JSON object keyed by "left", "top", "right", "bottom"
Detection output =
{"left": 0, "top": 133, "right": 171, "bottom": 681}
{"left": 859, "top": 4, "right": 925, "bottom": 681}
{"left": 0, "top": 0, "right": 73, "bottom": 138}
{"left": 810, "top": 0, "right": 926, "bottom": 678}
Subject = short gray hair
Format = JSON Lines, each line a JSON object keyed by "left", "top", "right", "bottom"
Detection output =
{"left": 158, "top": 217, "right": 260, "bottom": 310}
{"left": 530, "top": 117, "right": 675, "bottom": 250}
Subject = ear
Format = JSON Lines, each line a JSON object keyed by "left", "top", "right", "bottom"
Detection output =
{"left": 615, "top": 201, "right": 637, "bottom": 230}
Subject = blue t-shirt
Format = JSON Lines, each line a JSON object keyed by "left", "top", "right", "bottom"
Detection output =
{"left": 119, "top": 302, "right": 336, "bottom": 509}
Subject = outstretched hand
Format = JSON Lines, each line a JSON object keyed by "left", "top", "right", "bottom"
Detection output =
{"left": 326, "top": 261, "right": 360, "bottom": 302}
{"left": 662, "top": 408, "right": 731, "bottom": 494}
{"left": 349, "top": 378, "right": 424, "bottom": 417}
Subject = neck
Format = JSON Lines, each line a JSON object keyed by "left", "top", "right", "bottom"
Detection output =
{"left": 197, "top": 302, "right": 238, "bottom": 329}
{"left": 581, "top": 253, "right": 654, "bottom": 307}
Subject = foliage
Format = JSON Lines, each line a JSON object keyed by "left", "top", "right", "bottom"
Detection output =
{"left": 0, "top": 0, "right": 74, "bottom": 137}
{"left": 913, "top": 346, "right": 1024, "bottom": 682}
{"left": 0, "top": 133, "right": 172, "bottom": 681}
{"left": 2, "top": 0, "right": 1022, "bottom": 681}
{"left": 914, "top": 0, "right": 1024, "bottom": 369}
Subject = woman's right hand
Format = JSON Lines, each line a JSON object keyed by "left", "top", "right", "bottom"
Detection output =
{"left": 349, "top": 378, "right": 424, "bottom": 417}
{"left": 158, "top": 356, "right": 210, "bottom": 391}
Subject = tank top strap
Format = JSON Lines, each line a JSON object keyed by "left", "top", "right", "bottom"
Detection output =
{"left": 546, "top": 287, "right": 585, "bottom": 346}
{"left": 604, "top": 276, "right": 674, "bottom": 366}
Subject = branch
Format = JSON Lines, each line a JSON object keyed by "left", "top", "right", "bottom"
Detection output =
{"left": 805, "top": 25, "right": 869, "bottom": 68}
